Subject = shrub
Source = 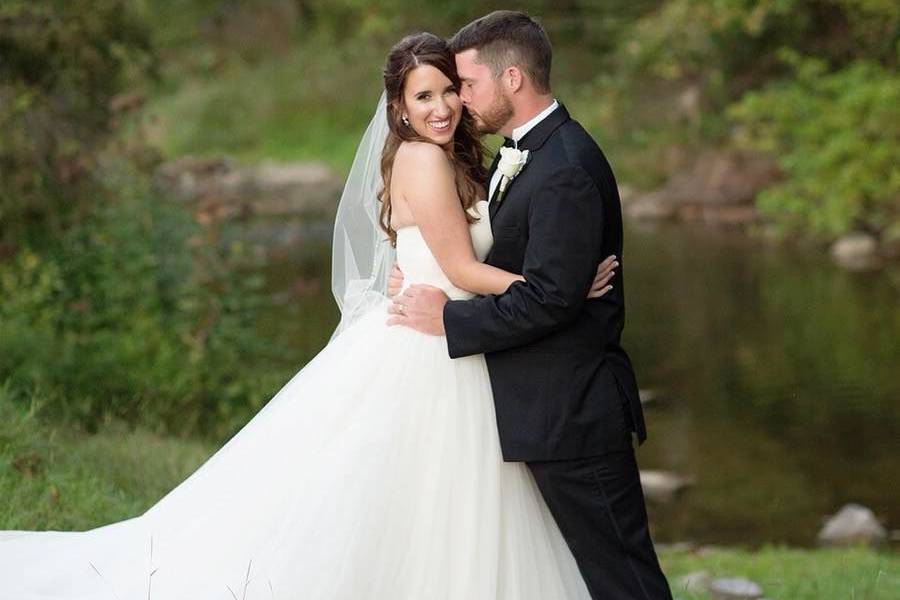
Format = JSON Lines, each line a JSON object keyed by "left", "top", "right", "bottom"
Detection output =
{"left": 730, "top": 55, "right": 900, "bottom": 238}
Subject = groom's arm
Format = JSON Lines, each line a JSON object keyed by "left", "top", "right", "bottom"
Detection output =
{"left": 443, "top": 165, "right": 604, "bottom": 358}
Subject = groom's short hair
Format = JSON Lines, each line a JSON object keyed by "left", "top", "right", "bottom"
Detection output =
{"left": 449, "top": 10, "right": 552, "bottom": 94}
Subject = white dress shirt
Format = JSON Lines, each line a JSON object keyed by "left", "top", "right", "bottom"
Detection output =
{"left": 488, "top": 99, "right": 560, "bottom": 203}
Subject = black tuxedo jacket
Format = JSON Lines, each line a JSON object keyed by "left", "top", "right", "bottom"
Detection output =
{"left": 443, "top": 104, "right": 647, "bottom": 462}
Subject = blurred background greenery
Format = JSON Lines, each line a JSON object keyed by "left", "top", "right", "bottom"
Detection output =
{"left": 1, "top": 1, "right": 899, "bottom": 594}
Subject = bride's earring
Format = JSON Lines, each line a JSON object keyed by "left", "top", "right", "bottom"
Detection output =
{"left": 401, "top": 115, "right": 410, "bottom": 127}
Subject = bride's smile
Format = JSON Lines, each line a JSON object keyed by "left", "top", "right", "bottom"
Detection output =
{"left": 400, "top": 64, "right": 462, "bottom": 145}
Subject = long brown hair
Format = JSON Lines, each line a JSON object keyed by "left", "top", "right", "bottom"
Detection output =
{"left": 379, "top": 32, "right": 486, "bottom": 246}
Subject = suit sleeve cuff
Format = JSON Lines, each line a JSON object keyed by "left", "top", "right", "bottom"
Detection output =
{"left": 443, "top": 299, "right": 470, "bottom": 359}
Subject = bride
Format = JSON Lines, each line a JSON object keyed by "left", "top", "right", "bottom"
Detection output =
{"left": 0, "top": 33, "right": 614, "bottom": 599}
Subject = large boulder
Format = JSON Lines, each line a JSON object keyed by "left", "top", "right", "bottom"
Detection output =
{"left": 624, "top": 190, "right": 678, "bottom": 221}
{"left": 154, "top": 157, "right": 343, "bottom": 221}
{"left": 830, "top": 232, "right": 881, "bottom": 270}
{"left": 817, "top": 503, "right": 887, "bottom": 547}
{"left": 625, "top": 149, "right": 779, "bottom": 225}
{"left": 251, "top": 161, "right": 342, "bottom": 216}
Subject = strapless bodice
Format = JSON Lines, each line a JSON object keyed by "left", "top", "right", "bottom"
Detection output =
{"left": 395, "top": 200, "right": 493, "bottom": 300}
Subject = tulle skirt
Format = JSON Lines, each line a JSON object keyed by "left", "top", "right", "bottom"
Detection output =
{"left": 0, "top": 299, "right": 590, "bottom": 599}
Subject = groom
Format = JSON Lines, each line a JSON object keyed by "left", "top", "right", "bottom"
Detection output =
{"left": 389, "top": 11, "right": 672, "bottom": 599}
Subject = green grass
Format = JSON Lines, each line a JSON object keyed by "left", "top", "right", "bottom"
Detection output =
{"left": 2, "top": 395, "right": 898, "bottom": 598}
{"left": 660, "top": 545, "right": 899, "bottom": 599}
{"left": 0, "top": 395, "right": 214, "bottom": 531}
{"left": 143, "top": 33, "right": 382, "bottom": 172}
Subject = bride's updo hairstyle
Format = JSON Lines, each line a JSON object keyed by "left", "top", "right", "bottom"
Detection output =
{"left": 379, "top": 32, "right": 487, "bottom": 246}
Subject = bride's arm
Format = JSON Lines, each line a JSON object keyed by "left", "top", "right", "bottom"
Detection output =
{"left": 397, "top": 142, "right": 523, "bottom": 296}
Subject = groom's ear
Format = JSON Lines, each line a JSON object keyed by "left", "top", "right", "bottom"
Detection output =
{"left": 502, "top": 66, "right": 524, "bottom": 94}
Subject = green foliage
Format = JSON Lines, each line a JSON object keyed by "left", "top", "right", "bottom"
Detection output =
{"left": 572, "top": 0, "right": 900, "bottom": 235}
{"left": 0, "top": 0, "right": 155, "bottom": 247}
{"left": 617, "top": 0, "right": 899, "bottom": 97}
{"left": 0, "top": 161, "right": 287, "bottom": 438}
{"left": 730, "top": 55, "right": 900, "bottom": 237}
{"left": 0, "top": 1, "right": 296, "bottom": 441}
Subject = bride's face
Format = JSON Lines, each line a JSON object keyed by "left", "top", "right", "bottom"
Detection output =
{"left": 401, "top": 65, "right": 462, "bottom": 146}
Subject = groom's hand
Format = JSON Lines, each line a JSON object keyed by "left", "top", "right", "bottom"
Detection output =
{"left": 587, "top": 255, "right": 618, "bottom": 299}
{"left": 387, "top": 284, "right": 448, "bottom": 335}
{"left": 387, "top": 263, "right": 404, "bottom": 298}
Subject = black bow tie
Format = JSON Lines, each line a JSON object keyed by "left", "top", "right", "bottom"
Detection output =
{"left": 502, "top": 137, "right": 515, "bottom": 148}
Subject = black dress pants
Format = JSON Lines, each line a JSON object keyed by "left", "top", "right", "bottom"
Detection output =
{"left": 528, "top": 446, "right": 673, "bottom": 599}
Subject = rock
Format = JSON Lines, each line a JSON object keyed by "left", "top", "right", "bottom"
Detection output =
{"left": 640, "top": 470, "right": 693, "bottom": 503}
{"left": 625, "top": 190, "right": 678, "bottom": 221}
{"left": 676, "top": 150, "right": 780, "bottom": 207}
{"left": 677, "top": 570, "right": 710, "bottom": 593}
{"left": 677, "top": 203, "right": 763, "bottom": 226}
{"left": 154, "top": 157, "right": 343, "bottom": 220}
{"left": 817, "top": 503, "right": 887, "bottom": 547}
{"left": 830, "top": 233, "right": 881, "bottom": 270}
{"left": 639, "top": 389, "right": 661, "bottom": 406}
{"left": 249, "top": 161, "right": 342, "bottom": 215}
{"left": 254, "top": 161, "right": 334, "bottom": 191}
{"left": 625, "top": 149, "right": 779, "bottom": 225}
{"left": 709, "top": 577, "right": 764, "bottom": 599}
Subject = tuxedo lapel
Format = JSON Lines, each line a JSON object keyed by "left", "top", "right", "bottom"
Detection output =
{"left": 489, "top": 104, "right": 571, "bottom": 222}
{"left": 486, "top": 148, "right": 502, "bottom": 187}
{"left": 485, "top": 138, "right": 513, "bottom": 211}
{"left": 486, "top": 153, "right": 503, "bottom": 208}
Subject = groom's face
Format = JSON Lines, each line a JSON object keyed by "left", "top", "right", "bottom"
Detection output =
{"left": 455, "top": 49, "right": 513, "bottom": 135}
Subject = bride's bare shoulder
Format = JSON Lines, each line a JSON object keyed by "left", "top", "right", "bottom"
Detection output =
{"left": 394, "top": 141, "right": 451, "bottom": 173}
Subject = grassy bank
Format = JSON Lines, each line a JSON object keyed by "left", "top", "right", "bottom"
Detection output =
{"left": 2, "top": 400, "right": 897, "bottom": 598}
{"left": 660, "top": 546, "right": 898, "bottom": 599}
{"left": 0, "top": 396, "right": 215, "bottom": 531}
{"left": 144, "top": 33, "right": 381, "bottom": 171}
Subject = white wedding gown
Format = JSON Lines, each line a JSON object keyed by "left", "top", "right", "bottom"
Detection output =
{"left": 0, "top": 200, "right": 590, "bottom": 600}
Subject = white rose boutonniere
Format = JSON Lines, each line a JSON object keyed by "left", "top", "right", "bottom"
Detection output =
{"left": 495, "top": 146, "right": 530, "bottom": 204}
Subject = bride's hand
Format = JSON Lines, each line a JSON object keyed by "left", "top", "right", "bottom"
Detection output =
{"left": 587, "top": 255, "right": 618, "bottom": 299}
{"left": 387, "top": 264, "right": 404, "bottom": 298}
